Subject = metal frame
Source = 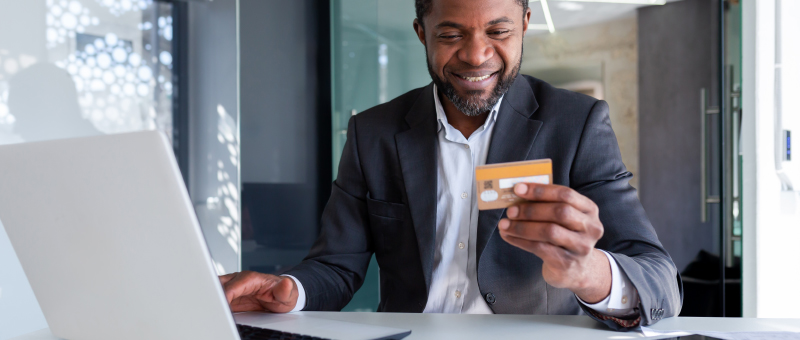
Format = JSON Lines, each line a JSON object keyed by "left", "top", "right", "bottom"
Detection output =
{"left": 317, "top": 0, "right": 333, "bottom": 228}
{"left": 153, "top": 0, "right": 190, "bottom": 187}
{"left": 718, "top": 0, "right": 727, "bottom": 317}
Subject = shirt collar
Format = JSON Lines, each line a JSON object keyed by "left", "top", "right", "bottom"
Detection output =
{"left": 433, "top": 83, "right": 503, "bottom": 134}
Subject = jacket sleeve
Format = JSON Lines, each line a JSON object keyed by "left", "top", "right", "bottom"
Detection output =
{"left": 283, "top": 115, "right": 373, "bottom": 311}
{"left": 571, "top": 100, "right": 684, "bottom": 331}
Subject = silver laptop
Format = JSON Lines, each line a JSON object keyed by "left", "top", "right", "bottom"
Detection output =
{"left": 0, "top": 131, "right": 410, "bottom": 340}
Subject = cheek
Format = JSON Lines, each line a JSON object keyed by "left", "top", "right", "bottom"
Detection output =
{"left": 496, "top": 44, "right": 521, "bottom": 71}
{"left": 428, "top": 45, "right": 458, "bottom": 73}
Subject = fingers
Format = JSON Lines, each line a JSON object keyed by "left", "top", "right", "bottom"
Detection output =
{"left": 498, "top": 220, "right": 593, "bottom": 256}
{"left": 219, "top": 273, "right": 236, "bottom": 286}
{"left": 512, "top": 183, "right": 597, "bottom": 215}
{"left": 221, "top": 271, "right": 298, "bottom": 313}
{"left": 252, "top": 277, "right": 297, "bottom": 313}
{"left": 500, "top": 235, "right": 572, "bottom": 266}
{"left": 506, "top": 202, "right": 594, "bottom": 233}
{"left": 222, "top": 271, "right": 267, "bottom": 304}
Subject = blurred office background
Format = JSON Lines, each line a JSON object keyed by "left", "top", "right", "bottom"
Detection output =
{"left": 0, "top": 0, "right": 798, "bottom": 338}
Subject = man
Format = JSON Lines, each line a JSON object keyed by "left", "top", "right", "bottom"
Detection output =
{"left": 220, "top": 0, "right": 682, "bottom": 331}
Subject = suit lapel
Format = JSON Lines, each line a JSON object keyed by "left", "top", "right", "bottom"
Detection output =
{"left": 394, "top": 78, "right": 543, "bottom": 292}
{"left": 476, "top": 77, "right": 543, "bottom": 265}
{"left": 395, "top": 84, "right": 438, "bottom": 292}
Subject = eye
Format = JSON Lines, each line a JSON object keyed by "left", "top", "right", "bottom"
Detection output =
{"left": 439, "top": 34, "right": 461, "bottom": 40}
{"left": 489, "top": 30, "right": 510, "bottom": 37}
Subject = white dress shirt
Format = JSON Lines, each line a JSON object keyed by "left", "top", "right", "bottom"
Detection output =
{"left": 287, "top": 85, "right": 639, "bottom": 317}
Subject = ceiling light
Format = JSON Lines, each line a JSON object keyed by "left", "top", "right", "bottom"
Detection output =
{"left": 540, "top": 0, "right": 556, "bottom": 33}
{"left": 557, "top": 2, "right": 585, "bottom": 10}
{"left": 550, "top": 0, "right": 666, "bottom": 4}
{"left": 528, "top": 24, "right": 550, "bottom": 31}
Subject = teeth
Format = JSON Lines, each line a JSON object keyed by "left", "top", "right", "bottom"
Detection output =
{"left": 462, "top": 74, "right": 491, "bottom": 82}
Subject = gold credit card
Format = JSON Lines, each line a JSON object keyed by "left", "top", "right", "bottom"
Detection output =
{"left": 476, "top": 159, "right": 553, "bottom": 210}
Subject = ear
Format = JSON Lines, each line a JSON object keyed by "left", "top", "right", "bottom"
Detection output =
{"left": 521, "top": 7, "right": 531, "bottom": 36}
{"left": 413, "top": 19, "right": 427, "bottom": 47}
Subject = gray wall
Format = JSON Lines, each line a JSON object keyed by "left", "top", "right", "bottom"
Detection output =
{"left": 237, "top": 0, "right": 325, "bottom": 271}
{"left": 239, "top": 0, "right": 318, "bottom": 184}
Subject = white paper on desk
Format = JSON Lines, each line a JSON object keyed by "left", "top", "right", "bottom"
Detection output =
{"left": 640, "top": 326, "right": 692, "bottom": 338}
{"left": 641, "top": 327, "right": 800, "bottom": 340}
{"left": 694, "top": 331, "right": 800, "bottom": 340}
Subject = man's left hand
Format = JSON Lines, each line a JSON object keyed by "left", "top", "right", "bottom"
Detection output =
{"left": 498, "top": 183, "right": 611, "bottom": 303}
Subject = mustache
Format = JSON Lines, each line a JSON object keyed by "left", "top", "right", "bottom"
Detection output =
{"left": 425, "top": 56, "right": 521, "bottom": 117}
{"left": 446, "top": 63, "right": 504, "bottom": 77}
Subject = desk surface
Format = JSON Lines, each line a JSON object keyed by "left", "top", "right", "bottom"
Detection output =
{"left": 11, "top": 312, "right": 800, "bottom": 340}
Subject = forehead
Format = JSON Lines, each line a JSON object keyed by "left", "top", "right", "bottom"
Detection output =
{"left": 427, "top": 0, "right": 524, "bottom": 27}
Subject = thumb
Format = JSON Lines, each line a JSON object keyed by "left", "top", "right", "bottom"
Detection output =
{"left": 271, "top": 277, "right": 297, "bottom": 305}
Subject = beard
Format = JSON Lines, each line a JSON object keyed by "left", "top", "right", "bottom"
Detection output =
{"left": 426, "top": 50, "right": 522, "bottom": 117}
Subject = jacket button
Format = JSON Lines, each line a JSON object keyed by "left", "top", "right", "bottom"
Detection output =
{"left": 485, "top": 292, "right": 496, "bottom": 305}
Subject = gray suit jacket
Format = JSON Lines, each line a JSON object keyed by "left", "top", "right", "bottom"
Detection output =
{"left": 286, "top": 75, "right": 683, "bottom": 330}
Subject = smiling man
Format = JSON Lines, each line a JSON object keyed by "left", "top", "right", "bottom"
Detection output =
{"left": 220, "top": 0, "right": 682, "bottom": 331}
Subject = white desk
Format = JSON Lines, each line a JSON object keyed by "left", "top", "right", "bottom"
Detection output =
{"left": 10, "top": 312, "right": 800, "bottom": 340}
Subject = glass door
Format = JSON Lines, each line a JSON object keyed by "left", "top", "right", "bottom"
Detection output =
{"left": 636, "top": 0, "right": 742, "bottom": 317}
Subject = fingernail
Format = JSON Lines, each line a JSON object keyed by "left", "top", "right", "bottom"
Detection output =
{"left": 507, "top": 206, "right": 518, "bottom": 218}
{"left": 499, "top": 219, "right": 510, "bottom": 230}
{"left": 515, "top": 183, "right": 527, "bottom": 195}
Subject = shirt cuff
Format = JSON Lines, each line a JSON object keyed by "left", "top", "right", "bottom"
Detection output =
{"left": 281, "top": 274, "right": 306, "bottom": 312}
{"left": 576, "top": 250, "right": 639, "bottom": 318}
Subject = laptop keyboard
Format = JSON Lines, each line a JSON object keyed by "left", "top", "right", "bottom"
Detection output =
{"left": 237, "top": 324, "right": 331, "bottom": 340}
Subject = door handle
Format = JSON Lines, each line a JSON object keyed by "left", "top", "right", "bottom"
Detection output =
{"left": 701, "top": 88, "right": 721, "bottom": 222}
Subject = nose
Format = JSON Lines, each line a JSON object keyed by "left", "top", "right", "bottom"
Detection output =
{"left": 458, "top": 35, "right": 494, "bottom": 67}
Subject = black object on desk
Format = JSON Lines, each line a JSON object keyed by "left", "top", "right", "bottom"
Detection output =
{"left": 237, "top": 324, "right": 330, "bottom": 340}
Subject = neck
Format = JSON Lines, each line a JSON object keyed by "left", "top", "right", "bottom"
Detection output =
{"left": 439, "top": 90, "right": 490, "bottom": 139}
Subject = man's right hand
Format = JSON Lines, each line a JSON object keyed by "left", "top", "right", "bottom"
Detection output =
{"left": 219, "top": 271, "right": 298, "bottom": 313}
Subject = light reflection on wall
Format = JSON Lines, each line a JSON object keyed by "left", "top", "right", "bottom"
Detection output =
{"left": 46, "top": 0, "right": 100, "bottom": 48}
{"left": 0, "top": 52, "right": 38, "bottom": 144}
{"left": 59, "top": 32, "right": 167, "bottom": 133}
{"left": 214, "top": 104, "right": 241, "bottom": 261}
{"left": 95, "top": 0, "right": 152, "bottom": 17}
{"left": 0, "top": 0, "right": 175, "bottom": 144}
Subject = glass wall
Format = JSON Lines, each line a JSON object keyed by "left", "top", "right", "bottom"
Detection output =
{"left": 331, "top": 0, "right": 429, "bottom": 311}
{"left": 332, "top": 0, "right": 430, "bottom": 175}
{"left": 0, "top": 0, "right": 175, "bottom": 144}
{"left": 0, "top": 1, "right": 186, "bottom": 338}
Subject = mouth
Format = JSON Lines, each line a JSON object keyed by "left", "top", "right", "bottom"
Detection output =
{"left": 450, "top": 70, "right": 500, "bottom": 90}
{"left": 454, "top": 71, "right": 499, "bottom": 82}
{"left": 459, "top": 74, "right": 494, "bottom": 82}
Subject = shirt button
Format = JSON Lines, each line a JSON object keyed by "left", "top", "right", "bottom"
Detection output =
{"left": 455, "top": 290, "right": 461, "bottom": 298}
{"left": 621, "top": 295, "right": 628, "bottom": 304}
{"left": 458, "top": 242, "right": 465, "bottom": 249}
{"left": 464, "top": 144, "right": 470, "bottom": 149}
{"left": 461, "top": 192, "right": 468, "bottom": 199}
{"left": 485, "top": 292, "right": 496, "bottom": 304}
